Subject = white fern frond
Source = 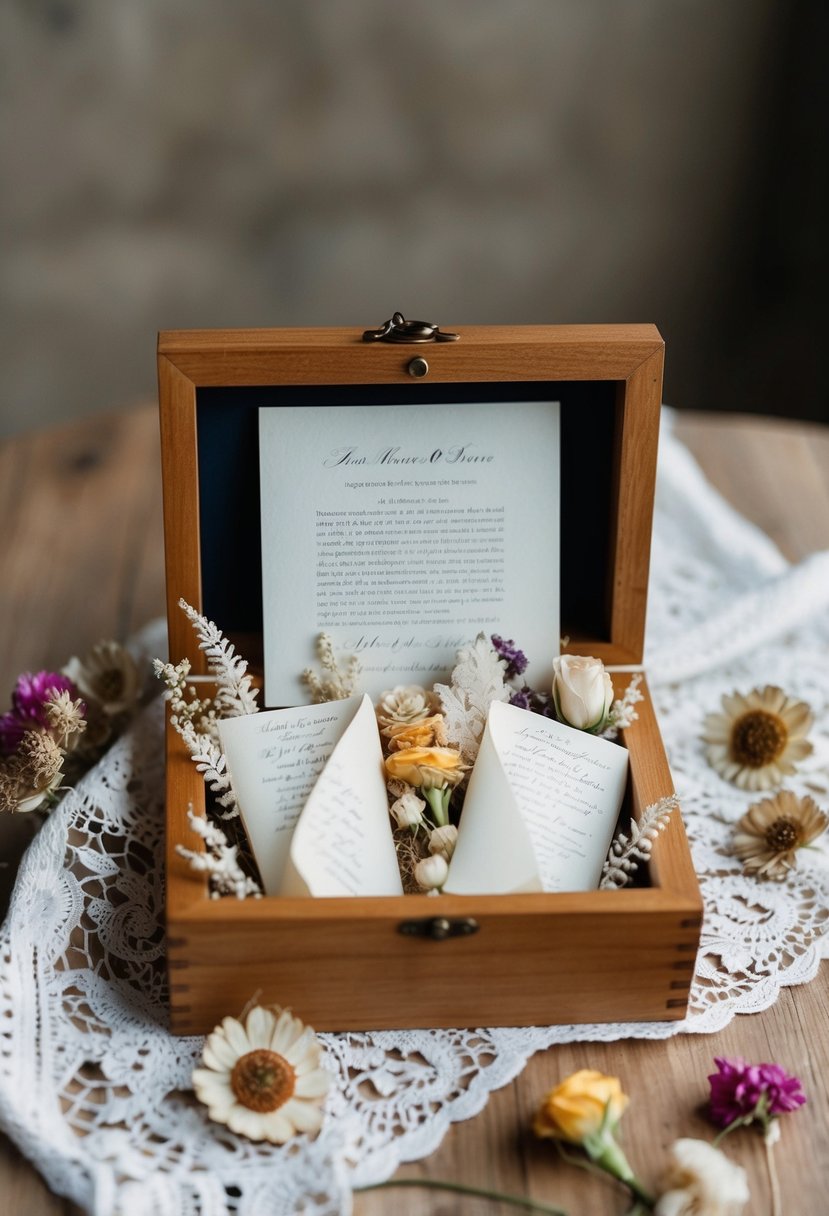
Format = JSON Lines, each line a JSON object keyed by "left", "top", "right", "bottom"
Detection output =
{"left": 600, "top": 794, "right": 680, "bottom": 889}
{"left": 177, "top": 806, "right": 261, "bottom": 899}
{"left": 178, "top": 599, "right": 259, "bottom": 718}
{"left": 175, "top": 718, "right": 240, "bottom": 818}
{"left": 435, "top": 632, "right": 509, "bottom": 764}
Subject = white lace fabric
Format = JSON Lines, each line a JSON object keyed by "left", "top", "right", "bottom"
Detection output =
{"left": 2, "top": 417, "right": 829, "bottom": 1216}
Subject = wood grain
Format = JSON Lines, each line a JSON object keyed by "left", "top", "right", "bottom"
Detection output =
{"left": 0, "top": 405, "right": 827, "bottom": 1213}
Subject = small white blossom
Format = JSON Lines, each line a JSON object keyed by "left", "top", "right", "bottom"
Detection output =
{"left": 390, "top": 790, "right": 426, "bottom": 830}
{"left": 654, "top": 1139, "right": 749, "bottom": 1216}
{"left": 429, "top": 824, "right": 458, "bottom": 862}
{"left": 414, "top": 854, "right": 449, "bottom": 891}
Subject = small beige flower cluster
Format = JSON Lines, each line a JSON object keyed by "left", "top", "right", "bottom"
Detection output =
{"left": 377, "top": 684, "right": 465, "bottom": 892}
{"left": 702, "top": 685, "right": 827, "bottom": 880}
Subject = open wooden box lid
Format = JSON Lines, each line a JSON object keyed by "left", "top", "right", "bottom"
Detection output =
{"left": 158, "top": 323, "right": 664, "bottom": 680}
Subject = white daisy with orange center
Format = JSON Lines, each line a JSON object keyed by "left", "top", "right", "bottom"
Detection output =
{"left": 192, "top": 1006, "right": 330, "bottom": 1142}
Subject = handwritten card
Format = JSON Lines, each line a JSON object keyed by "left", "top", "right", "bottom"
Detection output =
{"left": 259, "top": 399, "right": 560, "bottom": 704}
{"left": 444, "top": 701, "right": 628, "bottom": 895}
{"left": 217, "top": 694, "right": 402, "bottom": 897}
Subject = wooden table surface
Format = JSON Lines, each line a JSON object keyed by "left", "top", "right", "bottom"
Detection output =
{"left": 1, "top": 405, "right": 827, "bottom": 1216}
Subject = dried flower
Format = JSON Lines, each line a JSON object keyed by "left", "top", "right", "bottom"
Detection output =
{"left": 192, "top": 1005, "right": 329, "bottom": 1142}
{"left": 384, "top": 746, "right": 466, "bottom": 826}
{"left": 44, "top": 689, "right": 87, "bottom": 751}
{"left": 0, "top": 670, "right": 80, "bottom": 755}
{"left": 702, "top": 686, "right": 813, "bottom": 792}
{"left": 0, "top": 729, "right": 65, "bottom": 813}
{"left": 552, "top": 655, "right": 614, "bottom": 733}
{"left": 390, "top": 790, "right": 426, "bottom": 830}
{"left": 64, "top": 640, "right": 141, "bottom": 717}
{"left": 654, "top": 1139, "right": 749, "bottom": 1216}
{"left": 732, "top": 791, "right": 827, "bottom": 879}
{"left": 429, "top": 824, "right": 458, "bottom": 862}
{"left": 490, "top": 634, "right": 528, "bottom": 679}
{"left": 534, "top": 1071, "right": 650, "bottom": 1206}
{"left": 534, "top": 1070, "right": 628, "bottom": 1144}
{"left": 708, "top": 1058, "right": 806, "bottom": 1132}
{"left": 301, "top": 632, "right": 360, "bottom": 703}
{"left": 414, "top": 854, "right": 449, "bottom": 891}
{"left": 382, "top": 713, "right": 448, "bottom": 752}
{"left": 377, "top": 684, "right": 436, "bottom": 725}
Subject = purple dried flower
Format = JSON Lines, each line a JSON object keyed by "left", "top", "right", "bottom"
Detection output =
{"left": 491, "top": 635, "right": 528, "bottom": 680}
{"left": 708, "top": 1057, "right": 806, "bottom": 1131}
{"left": 0, "top": 671, "right": 80, "bottom": 756}
{"left": 509, "top": 688, "right": 533, "bottom": 711}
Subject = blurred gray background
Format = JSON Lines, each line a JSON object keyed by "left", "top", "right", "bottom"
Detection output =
{"left": 1, "top": 0, "right": 826, "bottom": 437}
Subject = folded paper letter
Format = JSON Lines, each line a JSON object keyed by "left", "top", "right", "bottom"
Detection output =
{"left": 443, "top": 701, "right": 629, "bottom": 894}
{"left": 217, "top": 694, "right": 403, "bottom": 896}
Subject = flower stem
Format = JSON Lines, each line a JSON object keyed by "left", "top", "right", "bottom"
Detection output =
{"left": 765, "top": 1127, "right": 782, "bottom": 1216}
{"left": 356, "top": 1178, "right": 569, "bottom": 1215}
{"left": 423, "top": 786, "right": 450, "bottom": 827}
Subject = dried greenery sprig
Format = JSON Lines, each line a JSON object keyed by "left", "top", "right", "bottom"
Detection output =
{"left": 176, "top": 806, "right": 262, "bottom": 900}
{"left": 599, "top": 794, "right": 680, "bottom": 889}
{"left": 602, "top": 673, "right": 644, "bottom": 738}
{"left": 301, "top": 633, "right": 361, "bottom": 702}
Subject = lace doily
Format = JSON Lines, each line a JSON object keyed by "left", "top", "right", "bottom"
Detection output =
{"left": 2, "top": 415, "right": 829, "bottom": 1216}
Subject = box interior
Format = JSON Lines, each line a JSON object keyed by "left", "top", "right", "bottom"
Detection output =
{"left": 196, "top": 379, "right": 618, "bottom": 684}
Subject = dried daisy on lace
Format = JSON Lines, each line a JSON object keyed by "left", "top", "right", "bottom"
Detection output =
{"left": 64, "top": 640, "right": 141, "bottom": 717}
{"left": 702, "top": 685, "right": 813, "bottom": 792}
{"left": 732, "top": 791, "right": 828, "bottom": 880}
{"left": 193, "top": 1005, "right": 329, "bottom": 1142}
{"left": 0, "top": 728, "right": 66, "bottom": 814}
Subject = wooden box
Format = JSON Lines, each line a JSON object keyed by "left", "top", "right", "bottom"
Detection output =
{"left": 159, "top": 323, "right": 702, "bottom": 1035}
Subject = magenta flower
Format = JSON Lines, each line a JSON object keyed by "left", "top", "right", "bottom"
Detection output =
{"left": 708, "top": 1057, "right": 806, "bottom": 1132}
{"left": 0, "top": 671, "right": 81, "bottom": 755}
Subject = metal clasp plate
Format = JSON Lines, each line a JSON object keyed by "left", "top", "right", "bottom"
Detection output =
{"left": 398, "top": 916, "right": 479, "bottom": 941}
{"left": 363, "top": 311, "right": 460, "bottom": 344}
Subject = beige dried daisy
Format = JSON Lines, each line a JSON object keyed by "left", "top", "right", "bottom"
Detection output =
{"left": 732, "top": 790, "right": 828, "bottom": 879}
{"left": 192, "top": 1006, "right": 329, "bottom": 1143}
{"left": 64, "top": 640, "right": 141, "bottom": 717}
{"left": 702, "top": 685, "right": 813, "bottom": 792}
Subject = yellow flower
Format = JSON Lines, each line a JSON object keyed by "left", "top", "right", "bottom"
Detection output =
{"left": 382, "top": 713, "right": 448, "bottom": 752}
{"left": 192, "top": 1006, "right": 329, "bottom": 1143}
{"left": 384, "top": 746, "right": 465, "bottom": 791}
{"left": 702, "top": 686, "right": 813, "bottom": 792}
{"left": 533, "top": 1070, "right": 629, "bottom": 1143}
{"left": 732, "top": 790, "right": 828, "bottom": 879}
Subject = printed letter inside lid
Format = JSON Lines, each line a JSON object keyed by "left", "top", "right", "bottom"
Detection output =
{"left": 217, "top": 694, "right": 402, "bottom": 897}
{"left": 444, "top": 701, "right": 628, "bottom": 894}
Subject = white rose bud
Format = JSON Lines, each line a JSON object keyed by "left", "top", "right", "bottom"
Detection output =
{"left": 429, "top": 824, "right": 458, "bottom": 862}
{"left": 414, "top": 854, "right": 449, "bottom": 891}
{"left": 390, "top": 790, "right": 426, "bottom": 830}
{"left": 552, "top": 654, "right": 614, "bottom": 733}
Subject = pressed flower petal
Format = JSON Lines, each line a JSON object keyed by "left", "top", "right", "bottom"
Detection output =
{"left": 202, "top": 1035, "right": 238, "bottom": 1071}
{"left": 280, "top": 1096, "right": 325, "bottom": 1133}
{"left": 246, "top": 1005, "right": 277, "bottom": 1050}
{"left": 294, "top": 1068, "right": 331, "bottom": 1099}
{"left": 257, "top": 1109, "right": 296, "bottom": 1143}
{"left": 271, "top": 1009, "right": 303, "bottom": 1055}
{"left": 221, "top": 1016, "right": 251, "bottom": 1056}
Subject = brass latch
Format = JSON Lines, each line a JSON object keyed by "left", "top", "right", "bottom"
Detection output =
{"left": 398, "top": 916, "right": 479, "bottom": 941}
{"left": 362, "top": 311, "right": 460, "bottom": 344}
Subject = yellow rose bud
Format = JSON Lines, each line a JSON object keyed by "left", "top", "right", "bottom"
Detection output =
{"left": 533, "top": 1070, "right": 629, "bottom": 1143}
{"left": 382, "top": 713, "right": 448, "bottom": 752}
{"left": 384, "top": 746, "right": 465, "bottom": 791}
